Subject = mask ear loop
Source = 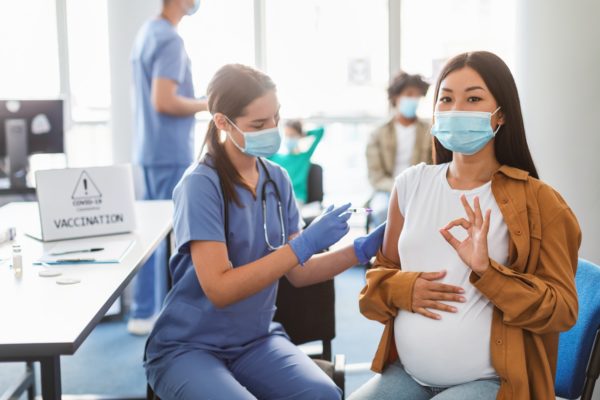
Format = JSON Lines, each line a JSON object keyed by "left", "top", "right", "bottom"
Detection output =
{"left": 491, "top": 106, "right": 502, "bottom": 135}
{"left": 221, "top": 115, "right": 247, "bottom": 154}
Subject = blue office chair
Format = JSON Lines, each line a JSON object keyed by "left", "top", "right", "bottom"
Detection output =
{"left": 556, "top": 258, "right": 600, "bottom": 399}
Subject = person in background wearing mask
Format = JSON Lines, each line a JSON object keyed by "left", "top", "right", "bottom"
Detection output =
{"left": 268, "top": 119, "right": 324, "bottom": 205}
{"left": 366, "top": 72, "right": 431, "bottom": 229}
{"left": 129, "top": 0, "right": 207, "bottom": 335}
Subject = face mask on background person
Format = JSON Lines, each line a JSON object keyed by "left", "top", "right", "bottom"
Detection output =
{"left": 396, "top": 97, "right": 420, "bottom": 119}
{"left": 224, "top": 116, "right": 282, "bottom": 158}
{"left": 285, "top": 138, "right": 299, "bottom": 153}
{"left": 430, "top": 107, "right": 502, "bottom": 155}
{"left": 187, "top": 0, "right": 201, "bottom": 16}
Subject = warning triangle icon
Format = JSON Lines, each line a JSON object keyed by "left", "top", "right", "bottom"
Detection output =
{"left": 72, "top": 171, "right": 102, "bottom": 199}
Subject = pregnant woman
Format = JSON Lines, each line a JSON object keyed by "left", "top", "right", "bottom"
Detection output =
{"left": 349, "top": 51, "right": 581, "bottom": 400}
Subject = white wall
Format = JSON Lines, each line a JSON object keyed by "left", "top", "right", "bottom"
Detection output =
{"left": 515, "top": 1, "right": 600, "bottom": 399}
{"left": 106, "top": 0, "right": 161, "bottom": 165}
{"left": 515, "top": 0, "right": 600, "bottom": 266}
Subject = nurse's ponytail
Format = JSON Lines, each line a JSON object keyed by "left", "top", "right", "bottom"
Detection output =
{"left": 203, "top": 118, "right": 244, "bottom": 207}
{"left": 200, "top": 64, "right": 276, "bottom": 207}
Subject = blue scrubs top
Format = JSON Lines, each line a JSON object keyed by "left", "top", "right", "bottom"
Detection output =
{"left": 131, "top": 18, "right": 195, "bottom": 167}
{"left": 146, "top": 158, "right": 302, "bottom": 365}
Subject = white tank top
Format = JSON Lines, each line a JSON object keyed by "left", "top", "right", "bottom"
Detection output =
{"left": 393, "top": 163, "right": 509, "bottom": 387}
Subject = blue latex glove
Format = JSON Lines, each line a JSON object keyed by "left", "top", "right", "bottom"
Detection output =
{"left": 354, "top": 221, "right": 386, "bottom": 264}
{"left": 289, "top": 203, "right": 352, "bottom": 265}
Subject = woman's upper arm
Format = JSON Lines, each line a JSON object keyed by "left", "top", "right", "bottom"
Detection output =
{"left": 190, "top": 240, "right": 231, "bottom": 296}
{"left": 173, "top": 172, "right": 228, "bottom": 294}
{"left": 382, "top": 187, "right": 404, "bottom": 265}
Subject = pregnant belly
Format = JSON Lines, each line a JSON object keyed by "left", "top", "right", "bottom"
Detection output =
{"left": 394, "top": 304, "right": 497, "bottom": 387}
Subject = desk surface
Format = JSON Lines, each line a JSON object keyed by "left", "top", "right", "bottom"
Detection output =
{"left": 0, "top": 201, "right": 173, "bottom": 359}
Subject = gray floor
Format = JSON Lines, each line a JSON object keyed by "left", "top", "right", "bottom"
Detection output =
{"left": 0, "top": 266, "right": 382, "bottom": 398}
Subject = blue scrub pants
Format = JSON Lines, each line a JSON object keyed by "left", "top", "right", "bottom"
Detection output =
{"left": 131, "top": 166, "right": 188, "bottom": 319}
{"left": 146, "top": 334, "right": 342, "bottom": 400}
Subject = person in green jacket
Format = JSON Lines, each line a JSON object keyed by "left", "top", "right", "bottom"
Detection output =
{"left": 269, "top": 120, "right": 324, "bottom": 204}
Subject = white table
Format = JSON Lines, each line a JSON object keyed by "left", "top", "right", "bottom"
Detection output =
{"left": 0, "top": 201, "right": 173, "bottom": 400}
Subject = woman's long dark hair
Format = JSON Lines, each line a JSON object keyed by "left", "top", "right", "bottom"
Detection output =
{"left": 432, "top": 51, "right": 539, "bottom": 179}
{"left": 201, "top": 64, "right": 276, "bottom": 206}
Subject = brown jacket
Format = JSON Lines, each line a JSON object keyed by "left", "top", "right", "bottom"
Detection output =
{"left": 366, "top": 118, "right": 432, "bottom": 192}
{"left": 359, "top": 165, "right": 581, "bottom": 400}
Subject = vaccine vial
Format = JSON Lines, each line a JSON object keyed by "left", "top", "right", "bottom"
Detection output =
{"left": 12, "top": 244, "right": 22, "bottom": 278}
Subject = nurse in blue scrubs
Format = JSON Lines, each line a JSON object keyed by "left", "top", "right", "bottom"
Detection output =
{"left": 144, "top": 64, "right": 386, "bottom": 400}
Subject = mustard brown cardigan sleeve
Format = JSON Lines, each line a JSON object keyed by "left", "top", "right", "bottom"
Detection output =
{"left": 470, "top": 200, "right": 581, "bottom": 335}
{"left": 359, "top": 250, "right": 421, "bottom": 324}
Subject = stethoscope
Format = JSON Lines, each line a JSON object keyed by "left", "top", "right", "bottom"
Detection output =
{"left": 257, "top": 158, "right": 287, "bottom": 251}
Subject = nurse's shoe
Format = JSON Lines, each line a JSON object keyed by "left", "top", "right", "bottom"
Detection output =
{"left": 127, "top": 316, "right": 156, "bottom": 336}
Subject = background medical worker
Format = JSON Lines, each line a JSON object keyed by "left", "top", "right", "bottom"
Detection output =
{"left": 129, "top": 0, "right": 207, "bottom": 334}
{"left": 144, "top": 64, "right": 386, "bottom": 400}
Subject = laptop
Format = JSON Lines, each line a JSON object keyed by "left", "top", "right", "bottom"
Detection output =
{"left": 27, "top": 165, "right": 137, "bottom": 242}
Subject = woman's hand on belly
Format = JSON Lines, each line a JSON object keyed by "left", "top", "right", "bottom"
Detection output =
{"left": 439, "top": 195, "right": 492, "bottom": 276}
{"left": 412, "top": 270, "right": 466, "bottom": 320}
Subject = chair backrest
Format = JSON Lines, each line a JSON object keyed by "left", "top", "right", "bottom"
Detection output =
{"left": 273, "top": 277, "right": 335, "bottom": 360}
{"left": 556, "top": 259, "right": 600, "bottom": 399}
{"left": 306, "top": 163, "right": 324, "bottom": 204}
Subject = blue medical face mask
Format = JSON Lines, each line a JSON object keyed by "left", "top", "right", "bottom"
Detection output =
{"left": 285, "top": 137, "right": 299, "bottom": 153}
{"left": 186, "top": 0, "right": 201, "bottom": 16}
{"left": 225, "top": 117, "right": 282, "bottom": 158}
{"left": 431, "top": 107, "right": 502, "bottom": 155}
{"left": 397, "top": 97, "right": 419, "bottom": 119}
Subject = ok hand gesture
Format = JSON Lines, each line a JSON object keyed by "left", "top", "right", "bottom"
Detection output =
{"left": 439, "top": 195, "right": 491, "bottom": 276}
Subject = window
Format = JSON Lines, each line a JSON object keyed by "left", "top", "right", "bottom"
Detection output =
{"left": 0, "top": 1, "right": 60, "bottom": 99}
{"left": 400, "top": 0, "right": 516, "bottom": 117}
{"left": 265, "top": 0, "right": 389, "bottom": 118}
{"left": 401, "top": 0, "right": 516, "bottom": 76}
{"left": 179, "top": 0, "right": 255, "bottom": 98}
{"left": 262, "top": 1, "right": 390, "bottom": 207}
{"left": 65, "top": 0, "right": 111, "bottom": 122}
{"left": 400, "top": 0, "right": 517, "bottom": 116}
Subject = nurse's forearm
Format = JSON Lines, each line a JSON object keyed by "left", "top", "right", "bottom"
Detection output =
{"left": 151, "top": 78, "right": 208, "bottom": 116}
{"left": 194, "top": 243, "right": 300, "bottom": 308}
{"left": 285, "top": 245, "right": 358, "bottom": 287}
{"left": 155, "top": 95, "right": 207, "bottom": 116}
